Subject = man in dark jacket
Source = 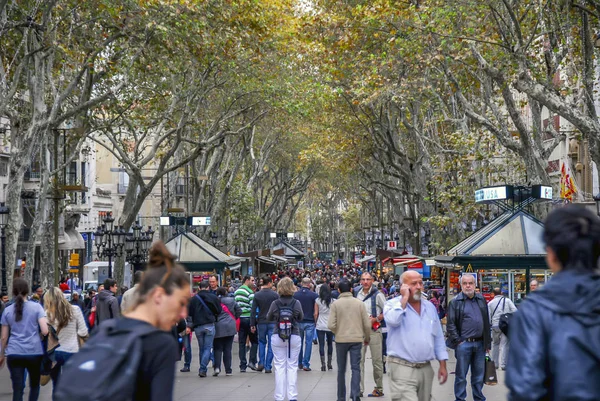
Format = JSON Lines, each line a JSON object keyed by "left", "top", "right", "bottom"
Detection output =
{"left": 186, "top": 280, "right": 222, "bottom": 377}
{"left": 294, "top": 277, "right": 318, "bottom": 370}
{"left": 95, "top": 279, "right": 120, "bottom": 325}
{"left": 250, "top": 275, "right": 279, "bottom": 373}
{"left": 446, "top": 274, "right": 491, "bottom": 401}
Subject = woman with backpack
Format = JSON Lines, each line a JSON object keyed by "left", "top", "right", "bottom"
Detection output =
{"left": 54, "top": 241, "right": 191, "bottom": 401}
{"left": 314, "top": 284, "right": 335, "bottom": 371}
{"left": 267, "top": 277, "right": 304, "bottom": 401}
{"left": 0, "top": 278, "right": 49, "bottom": 401}
{"left": 44, "top": 287, "right": 89, "bottom": 397}
{"left": 213, "top": 286, "right": 241, "bottom": 376}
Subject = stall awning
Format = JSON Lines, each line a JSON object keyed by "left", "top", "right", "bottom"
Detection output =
{"left": 271, "top": 255, "right": 289, "bottom": 263}
{"left": 447, "top": 210, "right": 546, "bottom": 256}
{"left": 165, "top": 232, "right": 245, "bottom": 271}
{"left": 358, "top": 255, "right": 375, "bottom": 263}
{"left": 272, "top": 241, "right": 305, "bottom": 258}
{"left": 257, "top": 256, "right": 277, "bottom": 265}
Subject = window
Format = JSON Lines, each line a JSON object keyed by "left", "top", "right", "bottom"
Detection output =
{"left": 0, "top": 158, "right": 8, "bottom": 177}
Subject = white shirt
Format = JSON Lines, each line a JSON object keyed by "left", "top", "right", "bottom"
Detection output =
{"left": 488, "top": 295, "right": 517, "bottom": 328}
{"left": 383, "top": 297, "right": 448, "bottom": 363}
{"left": 315, "top": 298, "right": 334, "bottom": 331}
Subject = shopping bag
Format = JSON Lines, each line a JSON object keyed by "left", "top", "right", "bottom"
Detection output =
{"left": 484, "top": 356, "right": 498, "bottom": 385}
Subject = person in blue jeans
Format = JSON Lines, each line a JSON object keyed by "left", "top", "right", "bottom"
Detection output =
{"left": 179, "top": 332, "right": 192, "bottom": 372}
{"left": 293, "top": 277, "right": 318, "bottom": 371}
{"left": 185, "top": 281, "right": 221, "bottom": 377}
{"left": 446, "top": 274, "right": 491, "bottom": 401}
{"left": 251, "top": 276, "right": 279, "bottom": 373}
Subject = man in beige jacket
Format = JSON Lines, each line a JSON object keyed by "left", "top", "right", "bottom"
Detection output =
{"left": 329, "top": 279, "right": 371, "bottom": 401}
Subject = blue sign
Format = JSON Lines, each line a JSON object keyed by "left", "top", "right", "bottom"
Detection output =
{"left": 81, "top": 233, "right": 88, "bottom": 241}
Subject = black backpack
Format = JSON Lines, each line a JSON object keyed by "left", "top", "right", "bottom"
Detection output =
{"left": 277, "top": 299, "right": 297, "bottom": 341}
{"left": 54, "top": 319, "right": 158, "bottom": 401}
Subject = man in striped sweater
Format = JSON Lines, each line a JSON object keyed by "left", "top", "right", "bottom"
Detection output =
{"left": 235, "top": 275, "right": 259, "bottom": 372}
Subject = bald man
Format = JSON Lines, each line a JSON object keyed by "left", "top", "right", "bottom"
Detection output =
{"left": 383, "top": 271, "right": 448, "bottom": 401}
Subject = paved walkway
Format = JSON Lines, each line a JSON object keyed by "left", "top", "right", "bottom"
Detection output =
{"left": 0, "top": 338, "right": 509, "bottom": 401}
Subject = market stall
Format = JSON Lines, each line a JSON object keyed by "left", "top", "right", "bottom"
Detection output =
{"left": 435, "top": 209, "right": 547, "bottom": 306}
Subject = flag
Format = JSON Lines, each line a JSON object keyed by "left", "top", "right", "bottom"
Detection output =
{"left": 560, "top": 161, "right": 577, "bottom": 201}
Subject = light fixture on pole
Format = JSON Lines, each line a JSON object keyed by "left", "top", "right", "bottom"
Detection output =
{"left": 94, "top": 212, "right": 125, "bottom": 279}
{"left": 125, "top": 221, "right": 155, "bottom": 272}
{"left": 0, "top": 203, "right": 9, "bottom": 295}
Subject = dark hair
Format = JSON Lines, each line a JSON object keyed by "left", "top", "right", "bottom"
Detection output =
{"left": 242, "top": 275, "right": 252, "bottom": 283}
{"left": 199, "top": 280, "right": 209, "bottom": 289}
{"left": 216, "top": 286, "right": 228, "bottom": 297}
{"left": 133, "top": 270, "right": 144, "bottom": 285}
{"left": 134, "top": 241, "right": 189, "bottom": 307}
{"left": 12, "top": 278, "right": 29, "bottom": 322}
{"left": 103, "top": 278, "right": 117, "bottom": 290}
{"left": 261, "top": 275, "right": 272, "bottom": 285}
{"left": 318, "top": 284, "right": 332, "bottom": 308}
{"left": 338, "top": 279, "right": 351, "bottom": 293}
{"left": 543, "top": 205, "right": 600, "bottom": 272}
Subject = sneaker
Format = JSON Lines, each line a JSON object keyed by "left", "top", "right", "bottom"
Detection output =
{"left": 367, "top": 389, "right": 384, "bottom": 397}
{"left": 298, "top": 364, "right": 303, "bottom": 370}
{"left": 303, "top": 367, "right": 311, "bottom": 371}
{"left": 248, "top": 363, "right": 258, "bottom": 371}
{"left": 180, "top": 367, "right": 190, "bottom": 373}
{"left": 240, "top": 369, "right": 246, "bottom": 373}
{"left": 264, "top": 369, "right": 272, "bottom": 373}
{"left": 257, "top": 364, "right": 264, "bottom": 372}
{"left": 312, "top": 339, "right": 318, "bottom": 345}
{"left": 198, "top": 372, "right": 207, "bottom": 378}
{"left": 226, "top": 371, "right": 233, "bottom": 376}
{"left": 213, "top": 368, "right": 220, "bottom": 377}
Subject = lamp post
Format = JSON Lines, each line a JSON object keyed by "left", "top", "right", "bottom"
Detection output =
{"left": 0, "top": 204, "right": 9, "bottom": 295}
{"left": 94, "top": 212, "right": 125, "bottom": 279}
{"left": 594, "top": 193, "right": 600, "bottom": 217}
{"left": 125, "top": 221, "right": 155, "bottom": 272}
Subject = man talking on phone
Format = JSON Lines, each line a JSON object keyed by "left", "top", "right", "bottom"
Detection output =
{"left": 383, "top": 270, "right": 448, "bottom": 401}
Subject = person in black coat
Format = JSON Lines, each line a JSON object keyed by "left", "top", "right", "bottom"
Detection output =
{"left": 185, "top": 280, "right": 221, "bottom": 377}
{"left": 507, "top": 206, "right": 600, "bottom": 401}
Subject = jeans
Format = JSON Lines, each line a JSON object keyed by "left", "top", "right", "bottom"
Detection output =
{"left": 454, "top": 340, "right": 486, "bottom": 401}
{"left": 7, "top": 354, "right": 43, "bottom": 401}
{"left": 297, "top": 322, "right": 316, "bottom": 368}
{"left": 336, "top": 342, "right": 362, "bottom": 401}
{"left": 316, "top": 329, "right": 334, "bottom": 357}
{"left": 238, "top": 317, "right": 258, "bottom": 370}
{"left": 181, "top": 332, "right": 192, "bottom": 368}
{"left": 194, "top": 323, "right": 215, "bottom": 373}
{"left": 50, "top": 351, "right": 74, "bottom": 398}
{"left": 257, "top": 322, "right": 275, "bottom": 370}
{"left": 491, "top": 327, "right": 509, "bottom": 369}
{"left": 272, "top": 334, "right": 302, "bottom": 401}
{"left": 213, "top": 336, "right": 234, "bottom": 374}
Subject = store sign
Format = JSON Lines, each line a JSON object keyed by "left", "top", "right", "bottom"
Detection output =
{"left": 190, "top": 216, "right": 211, "bottom": 226}
{"left": 532, "top": 185, "right": 553, "bottom": 200}
{"left": 387, "top": 241, "right": 397, "bottom": 250}
{"left": 475, "top": 185, "right": 512, "bottom": 203}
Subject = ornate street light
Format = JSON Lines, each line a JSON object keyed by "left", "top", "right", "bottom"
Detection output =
{"left": 94, "top": 212, "right": 124, "bottom": 278}
{"left": 125, "top": 222, "right": 155, "bottom": 272}
{"left": 0, "top": 204, "right": 9, "bottom": 295}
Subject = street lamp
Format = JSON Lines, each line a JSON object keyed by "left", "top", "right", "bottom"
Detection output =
{"left": 125, "top": 222, "right": 155, "bottom": 272}
{"left": 0, "top": 204, "right": 9, "bottom": 295}
{"left": 594, "top": 193, "right": 600, "bottom": 217}
{"left": 94, "top": 212, "right": 125, "bottom": 278}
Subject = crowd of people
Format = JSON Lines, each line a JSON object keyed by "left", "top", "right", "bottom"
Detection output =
{"left": 0, "top": 204, "right": 599, "bottom": 401}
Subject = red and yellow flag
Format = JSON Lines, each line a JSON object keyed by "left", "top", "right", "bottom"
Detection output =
{"left": 560, "top": 161, "right": 577, "bottom": 201}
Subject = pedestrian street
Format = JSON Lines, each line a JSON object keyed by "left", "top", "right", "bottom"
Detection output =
{"left": 0, "top": 337, "right": 509, "bottom": 401}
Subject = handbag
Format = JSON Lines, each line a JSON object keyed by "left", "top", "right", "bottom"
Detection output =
{"left": 221, "top": 303, "right": 240, "bottom": 332}
{"left": 484, "top": 355, "right": 498, "bottom": 385}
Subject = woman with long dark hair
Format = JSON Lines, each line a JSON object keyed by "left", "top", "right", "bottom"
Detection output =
{"left": 314, "top": 283, "right": 335, "bottom": 371}
{"left": 44, "top": 287, "right": 88, "bottom": 397}
{"left": 507, "top": 205, "right": 600, "bottom": 401}
{"left": 0, "top": 278, "right": 49, "bottom": 401}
